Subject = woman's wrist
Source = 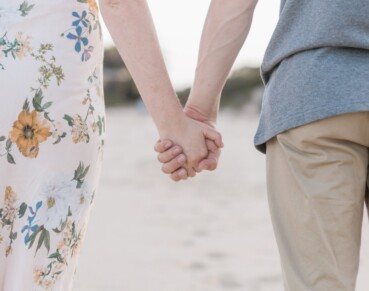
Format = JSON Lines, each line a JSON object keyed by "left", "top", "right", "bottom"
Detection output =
{"left": 156, "top": 107, "right": 186, "bottom": 138}
{"left": 144, "top": 89, "right": 184, "bottom": 137}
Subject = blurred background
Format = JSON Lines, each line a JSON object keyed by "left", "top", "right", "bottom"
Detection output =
{"left": 73, "top": 1, "right": 369, "bottom": 290}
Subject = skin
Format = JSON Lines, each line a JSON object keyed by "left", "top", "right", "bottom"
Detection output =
{"left": 154, "top": 108, "right": 222, "bottom": 181}
{"left": 99, "top": 0, "right": 225, "bottom": 177}
{"left": 155, "top": 0, "right": 259, "bottom": 181}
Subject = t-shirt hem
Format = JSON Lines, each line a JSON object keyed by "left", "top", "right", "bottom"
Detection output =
{"left": 253, "top": 103, "right": 369, "bottom": 155}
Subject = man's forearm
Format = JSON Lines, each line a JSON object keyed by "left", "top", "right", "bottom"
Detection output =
{"left": 186, "top": 0, "right": 258, "bottom": 122}
{"left": 99, "top": 0, "right": 183, "bottom": 134}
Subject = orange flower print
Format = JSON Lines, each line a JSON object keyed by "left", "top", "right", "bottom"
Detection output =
{"left": 9, "top": 110, "right": 51, "bottom": 158}
{"left": 15, "top": 32, "right": 32, "bottom": 59}
{"left": 88, "top": 0, "right": 98, "bottom": 14}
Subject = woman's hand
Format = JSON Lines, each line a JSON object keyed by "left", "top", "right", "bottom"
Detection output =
{"left": 157, "top": 112, "right": 223, "bottom": 179}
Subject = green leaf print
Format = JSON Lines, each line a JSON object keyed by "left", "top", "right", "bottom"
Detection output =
{"left": 7, "top": 153, "right": 15, "bottom": 164}
{"left": 42, "top": 101, "right": 53, "bottom": 110}
{"left": 31, "top": 89, "right": 54, "bottom": 116}
{"left": 43, "top": 111, "right": 54, "bottom": 123}
{"left": 36, "top": 229, "right": 46, "bottom": 254}
{"left": 52, "top": 131, "right": 67, "bottom": 145}
{"left": 48, "top": 252, "right": 61, "bottom": 260}
{"left": 53, "top": 219, "right": 67, "bottom": 234}
{"left": 44, "top": 230, "right": 51, "bottom": 253}
{"left": 63, "top": 114, "right": 74, "bottom": 126}
{"left": 18, "top": 1, "right": 35, "bottom": 17}
{"left": 32, "top": 89, "right": 44, "bottom": 112}
{"left": 19, "top": 202, "right": 27, "bottom": 218}
{"left": 28, "top": 226, "right": 52, "bottom": 255}
{"left": 72, "top": 162, "right": 90, "bottom": 189}
{"left": 31, "top": 43, "right": 65, "bottom": 88}
{"left": 10, "top": 231, "right": 17, "bottom": 240}
{"left": 5, "top": 139, "right": 11, "bottom": 151}
{"left": 22, "top": 98, "right": 30, "bottom": 112}
{"left": 27, "top": 225, "right": 43, "bottom": 250}
{"left": 96, "top": 116, "right": 102, "bottom": 135}
{"left": 0, "top": 139, "right": 9, "bottom": 161}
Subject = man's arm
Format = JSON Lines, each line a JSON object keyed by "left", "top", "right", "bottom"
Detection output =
{"left": 185, "top": 0, "right": 259, "bottom": 123}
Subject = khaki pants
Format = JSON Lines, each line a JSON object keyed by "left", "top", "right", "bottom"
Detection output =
{"left": 266, "top": 111, "right": 369, "bottom": 291}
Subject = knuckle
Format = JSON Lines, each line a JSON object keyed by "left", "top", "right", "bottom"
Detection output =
{"left": 171, "top": 174, "right": 180, "bottom": 182}
{"left": 157, "top": 154, "right": 164, "bottom": 163}
{"left": 188, "top": 170, "right": 196, "bottom": 178}
{"left": 209, "top": 164, "right": 217, "bottom": 171}
{"left": 169, "top": 150, "right": 177, "bottom": 159}
{"left": 161, "top": 164, "right": 170, "bottom": 174}
{"left": 154, "top": 140, "right": 163, "bottom": 150}
{"left": 199, "top": 149, "right": 208, "bottom": 158}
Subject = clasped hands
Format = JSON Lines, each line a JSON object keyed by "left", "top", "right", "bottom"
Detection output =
{"left": 154, "top": 106, "right": 223, "bottom": 181}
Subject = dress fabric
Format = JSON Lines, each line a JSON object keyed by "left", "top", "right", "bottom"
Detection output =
{"left": 0, "top": 1, "right": 106, "bottom": 290}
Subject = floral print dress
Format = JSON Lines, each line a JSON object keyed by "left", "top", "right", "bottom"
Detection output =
{"left": 0, "top": 0, "right": 106, "bottom": 290}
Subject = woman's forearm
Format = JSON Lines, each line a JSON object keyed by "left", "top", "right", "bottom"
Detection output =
{"left": 99, "top": 0, "right": 183, "bottom": 134}
{"left": 186, "top": 0, "right": 258, "bottom": 122}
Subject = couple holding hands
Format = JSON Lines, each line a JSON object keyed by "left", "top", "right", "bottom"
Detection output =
{"left": 5, "top": 0, "right": 366, "bottom": 289}
{"left": 101, "top": 0, "right": 259, "bottom": 181}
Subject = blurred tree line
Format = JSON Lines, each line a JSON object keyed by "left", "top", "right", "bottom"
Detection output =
{"left": 103, "top": 46, "right": 263, "bottom": 110}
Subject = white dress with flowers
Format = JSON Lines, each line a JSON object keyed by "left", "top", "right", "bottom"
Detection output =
{"left": 0, "top": 1, "right": 106, "bottom": 290}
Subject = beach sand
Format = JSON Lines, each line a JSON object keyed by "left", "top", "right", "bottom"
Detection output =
{"left": 73, "top": 106, "right": 369, "bottom": 291}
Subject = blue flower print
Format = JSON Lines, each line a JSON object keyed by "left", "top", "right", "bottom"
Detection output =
{"left": 72, "top": 11, "right": 88, "bottom": 28}
{"left": 21, "top": 200, "right": 42, "bottom": 245}
{"left": 62, "top": 5, "right": 101, "bottom": 62}
{"left": 66, "top": 26, "right": 89, "bottom": 53}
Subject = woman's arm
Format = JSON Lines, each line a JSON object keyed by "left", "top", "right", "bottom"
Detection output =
{"left": 99, "top": 0, "right": 182, "bottom": 132}
{"left": 99, "top": 0, "right": 223, "bottom": 176}
{"left": 185, "top": 0, "right": 259, "bottom": 123}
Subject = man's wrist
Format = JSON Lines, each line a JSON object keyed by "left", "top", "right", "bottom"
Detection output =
{"left": 184, "top": 103, "right": 218, "bottom": 127}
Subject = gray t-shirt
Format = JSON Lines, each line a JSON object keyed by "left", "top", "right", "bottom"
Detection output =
{"left": 254, "top": 0, "right": 369, "bottom": 154}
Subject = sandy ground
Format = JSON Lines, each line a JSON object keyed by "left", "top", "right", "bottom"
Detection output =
{"left": 73, "top": 106, "right": 369, "bottom": 291}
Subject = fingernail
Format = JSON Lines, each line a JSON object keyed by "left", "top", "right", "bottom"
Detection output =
{"left": 164, "top": 141, "right": 172, "bottom": 149}
{"left": 172, "top": 146, "right": 181, "bottom": 155}
{"left": 177, "top": 155, "right": 185, "bottom": 164}
{"left": 179, "top": 169, "right": 186, "bottom": 177}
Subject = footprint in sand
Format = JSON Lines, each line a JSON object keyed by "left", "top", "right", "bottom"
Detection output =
{"left": 206, "top": 251, "right": 229, "bottom": 260}
{"left": 188, "top": 261, "right": 207, "bottom": 271}
{"left": 219, "top": 274, "right": 244, "bottom": 289}
{"left": 192, "top": 229, "right": 209, "bottom": 237}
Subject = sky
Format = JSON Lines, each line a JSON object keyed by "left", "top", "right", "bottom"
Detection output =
{"left": 100, "top": 0, "right": 280, "bottom": 90}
